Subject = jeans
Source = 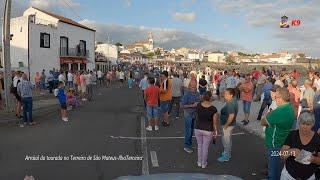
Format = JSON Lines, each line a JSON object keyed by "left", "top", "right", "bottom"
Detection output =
{"left": 268, "top": 147, "right": 281, "bottom": 180}
{"left": 242, "top": 100, "right": 252, "bottom": 114}
{"left": 313, "top": 106, "right": 320, "bottom": 132}
{"left": 184, "top": 114, "right": 195, "bottom": 148}
{"left": 22, "top": 97, "right": 33, "bottom": 124}
{"left": 257, "top": 100, "right": 271, "bottom": 120}
{"left": 86, "top": 84, "right": 94, "bottom": 101}
{"left": 68, "top": 81, "right": 73, "bottom": 88}
{"left": 195, "top": 129, "right": 212, "bottom": 165}
{"left": 48, "top": 81, "right": 54, "bottom": 93}
{"left": 221, "top": 126, "right": 234, "bottom": 158}
{"left": 168, "top": 96, "right": 180, "bottom": 117}
{"left": 142, "top": 90, "right": 146, "bottom": 108}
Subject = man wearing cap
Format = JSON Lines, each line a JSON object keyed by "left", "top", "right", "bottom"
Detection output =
{"left": 261, "top": 87, "right": 296, "bottom": 180}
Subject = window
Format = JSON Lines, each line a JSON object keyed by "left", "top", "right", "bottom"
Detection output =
{"left": 18, "top": 62, "right": 24, "bottom": 68}
{"left": 40, "top": 33, "right": 50, "bottom": 48}
{"left": 79, "top": 40, "right": 86, "bottom": 56}
{"left": 60, "top": 36, "right": 69, "bottom": 56}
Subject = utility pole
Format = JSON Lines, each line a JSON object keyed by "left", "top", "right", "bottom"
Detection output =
{"left": 2, "top": 0, "right": 12, "bottom": 112}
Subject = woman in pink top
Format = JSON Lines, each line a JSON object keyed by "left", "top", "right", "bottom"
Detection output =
{"left": 34, "top": 72, "right": 41, "bottom": 92}
{"left": 239, "top": 74, "right": 254, "bottom": 125}
{"left": 288, "top": 79, "right": 300, "bottom": 116}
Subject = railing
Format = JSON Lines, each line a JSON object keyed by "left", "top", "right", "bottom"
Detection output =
{"left": 60, "top": 47, "right": 89, "bottom": 58}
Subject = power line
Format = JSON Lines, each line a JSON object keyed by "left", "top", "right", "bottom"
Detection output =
{"left": 60, "top": 0, "right": 113, "bottom": 44}
{"left": 61, "top": 0, "right": 83, "bottom": 21}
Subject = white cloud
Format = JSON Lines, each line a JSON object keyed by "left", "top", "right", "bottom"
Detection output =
{"left": 79, "top": 20, "right": 241, "bottom": 51}
{"left": 173, "top": 12, "right": 196, "bottom": 23}
{"left": 29, "top": 0, "right": 81, "bottom": 10}
{"left": 123, "top": 0, "right": 132, "bottom": 7}
{"left": 209, "top": 0, "right": 320, "bottom": 57}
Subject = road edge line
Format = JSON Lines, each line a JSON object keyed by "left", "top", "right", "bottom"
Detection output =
{"left": 141, "top": 115, "right": 149, "bottom": 175}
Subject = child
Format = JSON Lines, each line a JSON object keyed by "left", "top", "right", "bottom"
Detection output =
{"left": 67, "top": 88, "right": 80, "bottom": 109}
{"left": 144, "top": 77, "right": 160, "bottom": 131}
{"left": 55, "top": 81, "right": 68, "bottom": 122}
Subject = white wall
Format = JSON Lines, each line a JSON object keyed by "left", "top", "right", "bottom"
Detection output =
{"left": 208, "top": 53, "right": 226, "bottom": 63}
{"left": 96, "top": 44, "right": 118, "bottom": 65}
{"left": 11, "top": 8, "right": 95, "bottom": 83}
{"left": 57, "top": 21, "right": 95, "bottom": 69}
{"left": 10, "top": 17, "right": 29, "bottom": 72}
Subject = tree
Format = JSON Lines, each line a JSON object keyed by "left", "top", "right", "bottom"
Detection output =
{"left": 115, "top": 42, "right": 122, "bottom": 47}
{"left": 155, "top": 48, "right": 161, "bottom": 56}
{"left": 146, "top": 52, "right": 155, "bottom": 59}
{"left": 225, "top": 56, "right": 237, "bottom": 65}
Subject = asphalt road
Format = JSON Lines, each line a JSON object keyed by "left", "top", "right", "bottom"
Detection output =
{"left": 0, "top": 85, "right": 268, "bottom": 180}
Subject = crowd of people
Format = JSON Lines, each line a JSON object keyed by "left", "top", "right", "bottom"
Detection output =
{"left": 1, "top": 63, "right": 320, "bottom": 179}
{"left": 137, "top": 64, "right": 320, "bottom": 180}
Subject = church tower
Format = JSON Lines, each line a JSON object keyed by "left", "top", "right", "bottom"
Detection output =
{"left": 148, "top": 32, "right": 154, "bottom": 51}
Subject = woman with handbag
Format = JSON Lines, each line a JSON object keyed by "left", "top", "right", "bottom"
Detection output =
{"left": 194, "top": 91, "right": 219, "bottom": 168}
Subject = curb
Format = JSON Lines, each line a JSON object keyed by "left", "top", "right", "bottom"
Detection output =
{"left": 0, "top": 105, "right": 59, "bottom": 125}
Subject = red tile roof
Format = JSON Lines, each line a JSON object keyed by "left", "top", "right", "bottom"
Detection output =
{"left": 32, "top": 7, "right": 95, "bottom": 32}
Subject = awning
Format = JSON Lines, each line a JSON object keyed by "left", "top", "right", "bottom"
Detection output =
{"left": 60, "top": 57, "right": 88, "bottom": 64}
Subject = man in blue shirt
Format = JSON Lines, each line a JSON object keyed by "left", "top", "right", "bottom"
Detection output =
{"left": 181, "top": 80, "right": 200, "bottom": 153}
{"left": 56, "top": 81, "right": 68, "bottom": 122}
{"left": 257, "top": 77, "right": 274, "bottom": 120}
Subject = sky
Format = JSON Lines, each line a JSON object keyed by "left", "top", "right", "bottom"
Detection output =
{"left": 1, "top": 0, "right": 320, "bottom": 57}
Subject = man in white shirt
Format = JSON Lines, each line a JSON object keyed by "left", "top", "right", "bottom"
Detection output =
{"left": 119, "top": 70, "right": 125, "bottom": 88}
{"left": 85, "top": 71, "right": 94, "bottom": 101}
{"left": 67, "top": 71, "right": 73, "bottom": 88}
{"left": 169, "top": 73, "right": 183, "bottom": 118}
{"left": 226, "top": 71, "right": 237, "bottom": 89}
{"left": 58, "top": 71, "right": 66, "bottom": 84}
{"left": 97, "top": 70, "right": 103, "bottom": 86}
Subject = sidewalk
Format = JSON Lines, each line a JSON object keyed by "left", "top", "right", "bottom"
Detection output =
{"left": 0, "top": 97, "right": 59, "bottom": 125}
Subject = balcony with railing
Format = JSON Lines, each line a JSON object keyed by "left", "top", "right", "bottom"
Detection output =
{"left": 60, "top": 47, "right": 89, "bottom": 58}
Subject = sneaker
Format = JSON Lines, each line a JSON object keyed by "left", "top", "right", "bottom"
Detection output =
{"left": 175, "top": 116, "right": 179, "bottom": 119}
{"left": 217, "top": 155, "right": 230, "bottom": 162}
{"left": 201, "top": 164, "right": 207, "bottom": 169}
{"left": 197, "top": 162, "right": 201, "bottom": 167}
{"left": 62, "top": 118, "right": 69, "bottom": 122}
{"left": 146, "top": 126, "right": 152, "bottom": 131}
{"left": 82, "top": 98, "right": 87, "bottom": 101}
{"left": 184, "top": 148, "right": 193, "bottom": 154}
{"left": 19, "top": 124, "right": 25, "bottom": 128}
{"left": 154, "top": 126, "right": 159, "bottom": 131}
{"left": 243, "top": 120, "right": 249, "bottom": 125}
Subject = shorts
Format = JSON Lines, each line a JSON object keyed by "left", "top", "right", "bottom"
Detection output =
{"left": 160, "top": 100, "right": 171, "bottom": 113}
{"left": 14, "top": 93, "right": 22, "bottom": 102}
{"left": 242, "top": 100, "right": 252, "bottom": 114}
{"left": 120, "top": 79, "right": 124, "bottom": 83}
{"left": 60, "top": 103, "right": 67, "bottom": 110}
{"left": 146, "top": 105, "right": 158, "bottom": 120}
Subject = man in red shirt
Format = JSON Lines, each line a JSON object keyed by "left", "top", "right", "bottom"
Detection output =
{"left": 144, "top": 77, "right": 160, "bottom": 131}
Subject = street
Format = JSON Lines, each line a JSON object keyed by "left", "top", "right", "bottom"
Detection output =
{"left": 0, "top": 85, "right": 267, "bottom": 180}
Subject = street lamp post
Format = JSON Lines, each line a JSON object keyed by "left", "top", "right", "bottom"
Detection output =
{"left": 2, "top": 0, "right": 13, "bottom": 112}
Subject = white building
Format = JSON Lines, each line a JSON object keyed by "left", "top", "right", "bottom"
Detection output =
{"left": 207, "top": 53, "right": 226, "bottom": 63}
{"left": 95, "top": 43, "right": 118, "bottom": 65}
{"left": 187, "top": 52, "right": 204, "bottom": 61}
{"left": 10, "top": 7, "right": 95, "bottom": 83}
